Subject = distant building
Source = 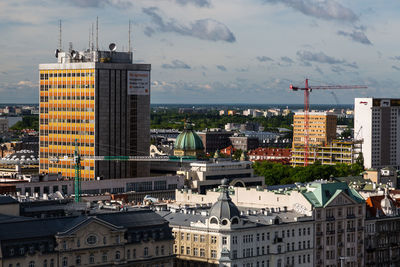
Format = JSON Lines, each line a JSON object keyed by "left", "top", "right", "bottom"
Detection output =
{"left": 293, "top": 112, "right": 337, "bottom": 147}
{"left": 291, "top": 140, "right": 362, "bottom": 166}
{"left": 198, "top": 130, "right": 233, "bottom": 154}
{"left": 177, "top": 160, "right": 264, "bottom": 193}
{"left": 229, "top": 136, "right": 259, "bottom": 151}
{"left": 248, "top": 147, "right": 291, "bottom": 164}
{"left": 0, "top": 210, "right": 174, "bottom": 267}
{"left": 362, "top": 167, "right": 398, "bottom": 188}
{"left": 0, "top": 118, "right": 8, "bottom": 132}
{"left": 39, "top": 48, "right": 150, "bottom": 180}
{"left": 355, "top": 98, "right": 400, "bottom": 169}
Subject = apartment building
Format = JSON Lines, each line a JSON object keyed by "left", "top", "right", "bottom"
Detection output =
{"left": 175, "top": 180, "right": 365, "bottom": 267}
{"left": 159, "top": 179, "right": 314, "bottom": 267}
{"left": 39, "top": 48, "right": 150, "bottom": 180}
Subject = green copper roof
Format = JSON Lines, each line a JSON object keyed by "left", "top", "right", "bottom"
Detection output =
{"left": 302, "top": 182, "right": 364, "bottom": 207}
{"left": 175, "top": 129, "right": 204, "bottom": 151}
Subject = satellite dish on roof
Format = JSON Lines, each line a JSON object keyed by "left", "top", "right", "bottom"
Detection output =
{"left": 109, "top": 43, "right": 116, "bottom": 52}
{"left": 71, "top": 50, "right": 78, "bottom": 59}
{"left": 55, "top": 49, "right": 60, "bottom": 58}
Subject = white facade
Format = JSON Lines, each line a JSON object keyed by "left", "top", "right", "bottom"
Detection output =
{"left": 355, "top": 98, "right": 400, "bottom": 169}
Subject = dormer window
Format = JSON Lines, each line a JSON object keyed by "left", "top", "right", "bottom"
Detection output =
{"left": 210, "top": 217, "right": 218, "bottom": 224}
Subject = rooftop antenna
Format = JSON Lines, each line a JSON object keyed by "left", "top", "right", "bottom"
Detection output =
{"left": 58, "top": 20, "right": 62, "bottom": 51}
{"left": 96, "top": 16, "right": 99, "bottom": 51}
{"left": 128, "top": 19, "right": 131, "bottom": 52}
{"left": 88, "top": 26, "right": 91, "bottom": 51}
{"left": 91, "top": 22, "right": 94, "bottom": 51}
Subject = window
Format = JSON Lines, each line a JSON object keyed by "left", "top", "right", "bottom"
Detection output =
{"left": 76, "top": 256, "right": 81, "bottom": 265}
{"left": 211, "top": 250, "right": 217, "bottom": 258}
{"left": 50, "top": 259, "right": 54, "bottom": 267}
{"left": 127, "top": 249, "right": 130, "bottom": 259}
{"left": 193, "top": 247, "right": 198, "bottom": 256}
{"left": 161, "top": 245, "right": 165, "bottom": 255}
{"left": 103, "top": 237, "right": 107, "bottom": 244}
{"left": 186, "top": 247, "right": 190, "bottom": 255}
{"left": 102, "top": 252, "right": 107, "bottom": 262}
{"left": 200, "top": 248, "right": 205, "bottom": 257}
{"left": 62, "top": 257, "right": 67, "bottom": 267}
{"left": 222, "top": 236, "right": 227, "bottom": 245}
{"left": 133, "top": 249, "right": 136, "bottom": 258}
{"left": 194, "top": 234, "right": 198, "bottom": 242}
{"left": 77, "top": 239, "right": 80, "bottom": 247}
{"left": 29, "top": 261, "right": 35, "bottom": 267}
{"left": 115, "top": 251, "right": 121, "bottom": 260}
{"left": 200, "top": 235, "right": 205, "bottom": 242}
{"left": 144, "top": 247, "right": 149, "bottom": 257}
{"left": 62, "top": 241, "right": 67, "bottom": 250}
{"left": 43, "top": 260, "right": 47, "bottom": 267}
{"left": 86, "top": 235, "right": 97, "bottom": 245}
{"left": 89, "top": 254, "right": 94, "bottom": 264}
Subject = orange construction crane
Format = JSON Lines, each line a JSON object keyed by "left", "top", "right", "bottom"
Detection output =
{"left": 290, "top": 78, "right": 367, "bottom": 166}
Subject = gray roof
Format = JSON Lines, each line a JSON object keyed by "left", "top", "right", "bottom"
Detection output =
{"left": 0, "top": 195, "right": 18, "bottom": 205}
{"left": 0, "top": 209, "right": 168, "bottom": 241}
{"left": 209, "top": 179, "right": 240, "bottom": 221}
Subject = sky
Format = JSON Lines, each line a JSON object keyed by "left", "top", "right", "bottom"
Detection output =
{"left": 0, "top": 0, "right": 400, "bottom": 105}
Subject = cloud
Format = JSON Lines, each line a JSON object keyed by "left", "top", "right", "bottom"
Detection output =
{"left": 315, "top": 66, "right": 323, "bottom": 74}
{"left": 390, "top": 56, "right": 400, "bottom": 61}
{"left": 216, "top": 65, "right": 227, "bottom": 71}
{"left": 392, "top": 66, "right": 400, "bottom": 71}
{"left": 337, "top": 30, "right": 372, "bottom": 45}
{"left": 281, "top": 56, "right": 294, "bottom": 64}
{"left": 161, "top": 60, "right": 191, "bottom": 69}
{"left": 256, "top": 56, "right": 273, "bottom": 62}
{"left": 297, "top": 50, "right": 344, "bottom": 64}
{"left": 16, "top": 81, "right": 37, "bottom": 88}
{"left": 175, "top": 0, "right": 211, "bottom": 7}
{"left": 143, "top": 7, "right": 236, "bottom": 43}
{"left": 262, "top": 0, "right": 358, "bottom": 23}
{"left": 65, "top": 0, "right": 131, "bottom": 8}
{"left": 331, "top": 65, "right": 345, "bottom": 74}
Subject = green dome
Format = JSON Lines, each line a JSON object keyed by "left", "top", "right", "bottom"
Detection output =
{"left": 175, "top": 128, "right": 204, "bottom": 151}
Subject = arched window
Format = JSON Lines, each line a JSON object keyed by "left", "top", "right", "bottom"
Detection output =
{"left": 29, "top": 261, "right": 35, "bottom": 267}
{"left": 62, "top": 257, "right": 68, "bottom": 267}
{"left": 43, "top": 259, "right": 48, "bottom": 267}
{"left": 89, "top": 254, "right": 94, "bottom": 264}
{"left": 115, "top": 251, "right": 120, "bottom": 260}
{"left": 277, "top": 259, "right": 282, "bottom": 267}
{"left": 155, "top": 246, "right": 159, "bottom": 256}
{"left": 144, "top": 247, "right": 149, "bottom": 256}
{"left": 231, "top": 217, "right": 239, "bottom": 224}
{"left": 221, "top": 219, "right": 228, "bottom": 225}
{"left": 210, "top": 217, "right": 218, "bottom": 224}
{"left": 50, "top": 259, "right": 54, "bottom": 267}
{"left": 75, "top": 256, "right": 81, "bottom": 265}
{"left": 127, "top": 249, "right": 131, "bottom": 259}
{"left": 161, "top": 245, "right": 165, "bottom": 255}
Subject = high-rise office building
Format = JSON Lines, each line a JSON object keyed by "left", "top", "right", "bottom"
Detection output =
{"left": 39, "top": 48, "right": 150, "bottom": 180}
{"left": 355, "top": 98, "right": 400, "bottom": 169}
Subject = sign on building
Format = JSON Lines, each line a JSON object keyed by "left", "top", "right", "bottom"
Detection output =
{"left": 127, "top": 71, "right": 150, "bottom": 95}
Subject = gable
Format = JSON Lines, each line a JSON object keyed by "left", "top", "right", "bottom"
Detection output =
{"left": 324, "top": 191, "right": 358, "bottom": 207}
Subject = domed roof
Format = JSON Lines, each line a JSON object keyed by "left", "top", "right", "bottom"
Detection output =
{"left": 175, "top": 124, "right": 204, "bottom": 151}
{"left": 381, "top": 187, "right": 396, "bottom": 216}
{"left": 209, "top": 179, "right": 240, "bottom": 220}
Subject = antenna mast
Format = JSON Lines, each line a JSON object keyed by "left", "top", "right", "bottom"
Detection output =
{"left": 91, "top": 22, "right": 94, "bottom": 51}
{"left": 96, "top": 16, "right": 99, "bottom": 51}
{"left": 58, "top": 20, "right": 62, "bottom": 51}
{"left": 128, "top": 19, "right": 131, "bottom": 52}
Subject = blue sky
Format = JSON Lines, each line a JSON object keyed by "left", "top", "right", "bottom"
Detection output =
{"left": 0, "top": 0, "right": 400, "bottom": 104}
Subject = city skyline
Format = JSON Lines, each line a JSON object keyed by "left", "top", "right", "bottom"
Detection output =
{"left": 1, "top": 0, "right": 400, "bottom": 104}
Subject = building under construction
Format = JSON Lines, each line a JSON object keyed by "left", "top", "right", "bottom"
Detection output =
{"left": 291, "top": 111, "right": 361, "bottom": 166}
{"left": 39, "top": 46, "right": 150, "bottom": 180}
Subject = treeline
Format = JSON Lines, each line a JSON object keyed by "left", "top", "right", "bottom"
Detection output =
{"left": 151, "top": 109, "right": 294, "bottom": 131}
{"left": 10, "top": 116, "right": 39, "bottom": 131}
{"left": 253, "top": 161, "right": 364, "bottom": 186}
